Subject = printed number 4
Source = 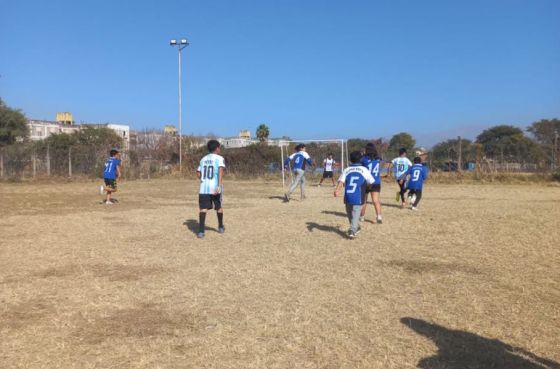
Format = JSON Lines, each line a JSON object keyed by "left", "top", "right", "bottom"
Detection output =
{"left": 347, "top": 176, "right": 359, "bottom": 193}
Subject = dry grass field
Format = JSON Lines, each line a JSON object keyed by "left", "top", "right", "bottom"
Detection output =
{"left": 1, "top": 178, "right": 559, "bottom": 369}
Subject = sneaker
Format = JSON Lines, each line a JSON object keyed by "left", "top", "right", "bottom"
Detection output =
{"left": 359, "top": 216, "right": 365, "bottom": 222}
{"left": 355, "top": 227, "right": 361, "bottom": 235}
{"left": 283, "top": 194, "right": 290, "bottom": 202}
{"left": 317, "top": 184, "right": 321, "bottom": 187}
{"left": 348, "top": 231, "right": 356, "bottom": 239}
{"left": 99, "top": 185, "right": 104, "bottom": 195}
{"left": 105, "top": 200, "right": 114, "bottom": 205}
{"left": 395, "top": 191, "right": 401, "bottom": 202}
{"left": 197, "top": 232, "right": 205, "bottom": 238}
{"left": 411, "top": 206, "right": 418, "bottom": 211}
{"left": 377, "top": 217, "right": 383, "bottom": 224}
{"left": 218, "top": 226, "right": 225, "bottom": 234}
{"left": 410, "top": 194, "right": 417, "bottom": 204}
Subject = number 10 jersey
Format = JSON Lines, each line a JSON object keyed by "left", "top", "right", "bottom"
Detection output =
{"left": 198, "top": 153, "right": 225, "bottom": 194}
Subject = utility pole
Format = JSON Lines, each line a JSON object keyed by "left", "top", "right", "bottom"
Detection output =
{"left": 457, "top": 136, "right": 462, "bottom": 172}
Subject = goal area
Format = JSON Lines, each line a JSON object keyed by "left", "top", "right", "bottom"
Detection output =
{"left": 279, "top": 139, "right": 348, "bottom": 188}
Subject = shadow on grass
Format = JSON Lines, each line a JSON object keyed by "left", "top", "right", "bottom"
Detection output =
{"left": 268, "top": 196, "right": 286, "bottom": 201}
{"left": 381, "top": 202, "right": 405, "bottom": 209}
{"left": 401, "top": 317, "right": 560, "bottom": 369}
{"left": 306, "top": 222, "right": 348, "bottom": 238}
{"left": 321, "top": 210, "right": 376, "bottom": 224}
{"left": 183, "top": 219, "right": 218, "bottom": 234}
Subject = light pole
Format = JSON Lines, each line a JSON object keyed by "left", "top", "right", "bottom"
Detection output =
{"left": 170, "top": 38, "right": 189, "bottom": 172}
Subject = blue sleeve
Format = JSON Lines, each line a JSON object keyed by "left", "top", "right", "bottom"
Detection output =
{"left": 306, "top": 158, "right": 313, "bottom": 165}
{"left": 283, "top": 158, "right": 290, "bottom": 168}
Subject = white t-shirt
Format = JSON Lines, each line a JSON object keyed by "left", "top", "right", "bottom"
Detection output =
{"left": 324, "top": 158, "right": 335, "bottom": 171}
{"left": 197, "top": 153, "right": 225, "bottom": 194}
{"left": 391, "top": 157, "right": 412, "bottom": 180}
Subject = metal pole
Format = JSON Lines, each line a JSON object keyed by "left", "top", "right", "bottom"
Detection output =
{"left": 68, "top": 147, "right": 72, "bottom": 177}
{"left": 280, "top": 145, "right": 285, "bottom": 189}
{"left": 178, "top": 48, "right": 182, "bottom": 173}
{"left": 46, "top": 144, "right": 51, "bottom": 176}
{"left": 340, "top": 140, "right": 344, "bottom": 170}
{"left": 32, "top": 151, "right": 36, "bottom": 178}
{"left": 457, "top": 136, "right": 462, "bottom": 172}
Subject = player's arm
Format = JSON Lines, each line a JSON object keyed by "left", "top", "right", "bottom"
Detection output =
{"left": 116, "top": 163, "right": 122, "bottom": 180}
{"left": 215, "top": 166, "right": 224, "bottom": 194}
{"left": 196, "top": 166, "right": 201, "bottom": 180}
{"left": 334, "top": 173, "right": 345, "bottom": 197}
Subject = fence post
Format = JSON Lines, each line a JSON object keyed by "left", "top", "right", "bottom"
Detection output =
{"left": 0, "top": 148, "right": 4, "bottom": 179}
{"left": 32, "top": 151, "right": 37, "bottom": 178}
{"left": 68, "top": 147, "right": 72, "bottom": 177}
{"left": 46, "top": 144, "right": 51, "bottom": 176}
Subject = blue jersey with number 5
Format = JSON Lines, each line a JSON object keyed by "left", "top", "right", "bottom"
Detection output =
{"left": 103, "top": 157, "right": 121, "bottom": 180}
{"left": 338, "top": 164, "right": 375, "bottom": 205}
{"left": 406, "top": 164, "right": 427, "bottom": 190}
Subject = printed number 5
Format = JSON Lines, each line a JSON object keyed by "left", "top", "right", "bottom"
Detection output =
{"left": 347, "top": 176, "right": 359, "bottom": 193}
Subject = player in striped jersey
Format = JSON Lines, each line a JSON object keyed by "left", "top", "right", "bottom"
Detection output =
{"left": 334, "top": 151, "right": 375, "bottom": 239}
{"left": 389, "top": 148, "right": 413, "bottom": 208}
{"left": 196, "top": 140, "right": 226, "bottom": 238}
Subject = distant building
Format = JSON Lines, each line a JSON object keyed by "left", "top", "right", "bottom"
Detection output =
{"left": 164, "top": 125, "right": 177, "bottom": 135}
{"left": 106, "top": 124, "right": 130, "bottom": 150}
{"left": 56, "top": 112, "right": 74, "bottom": 125}
{"left": 220, "top": 137, "right": 257, "bottom": 148}
{"left": 28, "top": 119, "right": 80, "bottom": 141}
{"left": 239, "top": 130, "right": 251, "bottom": 139}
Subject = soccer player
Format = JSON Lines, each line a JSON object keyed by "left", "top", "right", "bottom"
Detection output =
{"left": 284, "top": 144, "right": 313, "bottom": 202}
{"left": 389, "top": 148, "right": 413, "bottom": 208}
{"left": 334, "top": 151, "right": 375, "bottom": 239}
{"left": 102, "top": 149, "right": 121, "bottom": 205}
{"left": 318, "top": 153, "right": 336, "bottom": 187}
{"left": 405, "top": 156, "right": 428, "bottom": 210}
{"left": 196, "top": 140, "right": 226, "bottom": 238}
{"left": 360, "top": 143, "right": 383, "bottom": 223}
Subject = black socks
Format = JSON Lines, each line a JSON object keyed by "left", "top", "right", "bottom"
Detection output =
{"left": 199, "top": 212, "right": 206, "bottom": 233}
{"left": 217, "top": 212, "right": 224, "bottom": 228}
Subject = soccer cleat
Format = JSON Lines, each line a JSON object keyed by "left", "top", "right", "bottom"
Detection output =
{"left": 395, "top": 191, "right": 401, "bottom": 202}
{"left": 197, "top": 232, "right": 205, "bottom": 238}
{"left": 99, "top": 185, "right": 104, "bottom": 195}
{"left": 218, "top": 226, "right": 225, "bottom": 234}
{"left": 359, "top": 216, "right": 365, "bottom": 222}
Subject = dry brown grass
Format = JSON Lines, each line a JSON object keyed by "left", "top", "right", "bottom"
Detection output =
{"left": 0, "top": 178, "right": 559, "bottom": 369}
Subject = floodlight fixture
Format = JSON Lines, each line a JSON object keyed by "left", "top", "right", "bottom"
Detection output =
{"left": 170, "top": 39, "right": 177, "bottom": 45}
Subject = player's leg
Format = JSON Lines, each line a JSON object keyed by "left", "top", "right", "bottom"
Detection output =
{"left": 286, "top": 170, "right": 301, "bottom": 196}
{"left": 331, "top": 173, "right": 336, "bottom": 186}
{"left": 348, "top": 204, "right": 361, "bottom": 238}
{"left": 412, "top": 191, "right": 422, "bottom": 210}
{"left": 300, "top": 171, "right": 306, "bottom": 199}
{"left": 198, "top": 194, "right": 212, "bottom": 238}
{"left": 360, "top": 191, "right": 371, "bottom": 221}
{"left": 399, "top": 181, "right": 407, "bottom": 206}
{"left": 214, "top": 195, "right": 225, "bottom": 233}
{"left": 373, "top": 190, "right": 382, "bottom": 223}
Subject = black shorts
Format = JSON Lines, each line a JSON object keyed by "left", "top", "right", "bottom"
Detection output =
{"left": 366, "top": 184, "right": 381, "bottom": 193}
{"left": 322, "top": 171, "right": 334, "bottom": 178}
{"left": 104, "top": 179, "right": 117, "bottom": 191}
{"left": 199, "top": 194, "right": 222, "bottom": 210}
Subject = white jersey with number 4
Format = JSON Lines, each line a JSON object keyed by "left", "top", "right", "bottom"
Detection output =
{"left": 324, "top": 158, "right": 335, "bottom": 171}
{"left": 198, "top": 153, "right": 225, "bottom": 194}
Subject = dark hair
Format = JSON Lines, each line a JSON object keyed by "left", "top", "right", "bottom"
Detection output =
{"left": 296, "top": 143, "right": 306, "bottom": 151}
{"left": 110, "top": 149, "right": 119, "bottom": 157}
{"left": 365, "top": 143, "right": 378, "bottom": 159}
{"left": 327, "top": 152, "right": 333, "bottom": 157}
{"left": 414, "top": 156, "right": 422, "bottom": 164}
{"left": 399, "top": 148, "right": 407, "bottom": 156}
{"left": 207, "top": 139, "right": 221, "bottom": 152}
{"left": 350, "top": 151, "right": 362, "bottom": 164}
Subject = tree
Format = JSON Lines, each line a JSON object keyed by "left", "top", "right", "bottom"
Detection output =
{"left": 527, "top": 119, "right": 560, "bottom": 145}
{"left": 388, "top": 132, "right": 416, "bottom": 156}
{"left": 256, "top": 124, "right": 270, "bottom": 142}
{"left": 431, "top": 138, "right": 475, "bottom": 168}
{"left": 476, "top": 125, "right": 539, "bottom": 162}
{"left": 0, "top": 98, "right": 29, "bottom": 146}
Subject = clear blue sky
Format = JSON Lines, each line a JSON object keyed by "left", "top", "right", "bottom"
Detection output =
{"left": 1, "top": 0, "right": 559, "bottom": 146}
